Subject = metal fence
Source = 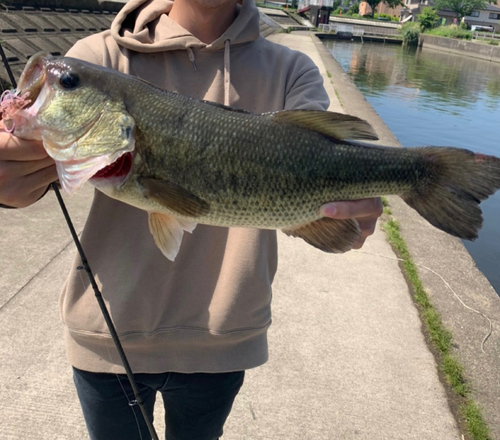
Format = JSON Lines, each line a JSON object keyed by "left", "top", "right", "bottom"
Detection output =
{"left": 319, "top": 23, "right": 400, "bottom": 37}
{"left": 298, "top": 0, "right": 334, "bottom": 12}
{"left": 472, "top": 31, "right": 500, "bottom": 43}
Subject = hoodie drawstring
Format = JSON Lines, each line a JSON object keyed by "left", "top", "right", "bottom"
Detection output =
{"left": 224, "top": 39, "right": 231, "bottom": 106}
{"left": 186, "top": 40, "right": 231, "bottom": 106}
{"left": 187, "top": 47, "right": 197, "bottom": 71}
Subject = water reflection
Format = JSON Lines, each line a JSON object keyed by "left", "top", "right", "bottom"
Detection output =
{"left": 324, "top": 40, "right": 500, "bottom": 294}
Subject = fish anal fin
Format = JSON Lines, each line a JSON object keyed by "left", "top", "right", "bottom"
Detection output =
{"left": 282, "top": 217, "right": 361, "bottom": 253}
{"left": 140, "top": 177, "right": 210, "bottom": 218}
{"left": 148, "top": 212, "right": 197, "bottom": 261}
{"left": 271, "top": 110, "right": 378, "bottom": 141}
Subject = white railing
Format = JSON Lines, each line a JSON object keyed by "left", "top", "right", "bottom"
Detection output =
{"left": 298, "top": 0, "right": 334, "bottom": 12}
{"left": 319, "top": 24, "right": 364, "bottom": 35}
{"left": 319, "top": 23, "right": 400, "bottom": 37}
{"left": 472, "top": 31, "right": 500, "bottom": 42}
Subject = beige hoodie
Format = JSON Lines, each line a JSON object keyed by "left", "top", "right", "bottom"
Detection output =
{"left": 61, "top": 0, "right": 330, "bottom": 374}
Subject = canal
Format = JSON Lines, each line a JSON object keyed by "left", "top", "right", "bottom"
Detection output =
{"left": 324, "top": 40, "right": 500, "bottom": 295}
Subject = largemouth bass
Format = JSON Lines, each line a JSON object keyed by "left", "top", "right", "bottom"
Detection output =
{"left": 3, "top": 52, "right": 500, "bottom": 261}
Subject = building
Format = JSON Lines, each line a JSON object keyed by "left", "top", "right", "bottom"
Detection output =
{"left": 463, "top": 3, "right": 500, "bottom": 31}
{"left": 399, "top": 1, "right": 500, "bottom": 30}
{"left": 399, "top": 0, "right": 430, "bottom": 21}
{"left": 298, "top": 0, "right": 334, "bottom": 26}
{"left": 359, "top": 1, "right": 405, "bottom": 18}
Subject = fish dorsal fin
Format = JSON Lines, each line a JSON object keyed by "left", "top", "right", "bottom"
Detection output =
{"left": 139, "top": 177, "right": 210, "bottom": 218}
{"left": 148, "top": 212, "right": 197, "bottom": 261}
{"left": 282, "top": 217, "right": 361, "bottom": 253}
{"left": 270, "top": 110, "right": 378, "bottom": 141}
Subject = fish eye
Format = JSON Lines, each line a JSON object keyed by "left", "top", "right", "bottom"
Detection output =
{"left": 59, "top": 71, "right": 80, "bottom": 89}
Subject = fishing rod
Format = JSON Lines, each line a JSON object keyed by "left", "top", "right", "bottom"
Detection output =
{"left": 0, "top": 44, "right": 159, "bottom": 440}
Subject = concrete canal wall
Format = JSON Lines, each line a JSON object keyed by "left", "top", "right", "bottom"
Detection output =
{"left": 419, "top": 33, "right": 500, "bottom": 63}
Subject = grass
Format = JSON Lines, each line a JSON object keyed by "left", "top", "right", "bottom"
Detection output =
{"left": 334, "top": 88, "right": 343, "bottom": 107}
{"left": 426, "top": 25, "right": 472, "bottom": 40}
{"left": 380, "top": 197, "right": 491, "bottom": 440}
{"left": 465, "top": 401, "right": 491, "bottom": 440}
{"left": 324, "top": 71, "right": 344, "bottom": 108}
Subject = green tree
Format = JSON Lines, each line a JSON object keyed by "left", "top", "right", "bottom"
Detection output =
{"left": 418, "top": 7, "right": 439, "bottom": 30}
{"left": 364, "top": 0, "right": 403, "bottom": 17}
{"left": 433, "top": 0, "right": 489, "bottom": 20}
{"left": 349, "top": 2, "right": 360, "bottom": 13}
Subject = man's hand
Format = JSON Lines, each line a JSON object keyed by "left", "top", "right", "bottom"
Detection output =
{"left": 320, "top": 198, "right": 383, "bottom": 250}
{"left": 0, "top": 132, "right": 57, "bottom": 208}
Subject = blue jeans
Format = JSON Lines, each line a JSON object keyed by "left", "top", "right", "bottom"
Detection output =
{"left": 73, "top": 367, "right": 245, "bottom": 440}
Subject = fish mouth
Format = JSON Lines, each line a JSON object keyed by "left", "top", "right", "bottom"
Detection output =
{"left": 92, "top": 152, "right": 133, "bottom": 179}
{"left": 17, "top": 52, "right": 50, "bottom": 104}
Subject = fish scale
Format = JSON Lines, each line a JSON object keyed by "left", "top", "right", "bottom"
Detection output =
{"left": 134, "top": 112, "right": 417, "bottom": 228}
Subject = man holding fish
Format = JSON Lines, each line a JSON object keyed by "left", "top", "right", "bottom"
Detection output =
{"left": 0, "top": 0, "right": 386, "bottom": 438}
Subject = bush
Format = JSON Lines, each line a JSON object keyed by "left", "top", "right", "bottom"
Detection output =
{"left": 418, "top": 7, "right": 438, "bottom": 31}
{"left": 332, "top": 7, "right": 342, "bottom": 15}
{"left": 348, "top": 2, "right": 359, "bottom": 14}
{"left": 401, "top": 22, "right": 421, "bottom": 46}
{"left": 489, "top": 39, "right": 499, "bottom": 45}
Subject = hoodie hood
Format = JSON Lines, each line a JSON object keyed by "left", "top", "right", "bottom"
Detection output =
{"left": 111, "top": 0, "right": 261, "bottom": 53}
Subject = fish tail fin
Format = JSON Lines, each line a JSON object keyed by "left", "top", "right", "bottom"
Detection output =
{"left": 402, "top": 147, "right": 500, "bottom": 240}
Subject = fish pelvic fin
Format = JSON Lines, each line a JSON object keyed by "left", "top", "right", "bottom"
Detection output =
{"left": 148, "top": 212, "right": 197, "bottom": 261}
{"left": 403, "top": 147, "right": 500, "bottom": 240}
{"left": 140, "top": 177, "right": 210, "bottom": 218}
{"left": 282, "top": 217, "right": 361, "bottom": 253}
{"left": 270, "top": 110, "right": 378, "bottom": 141}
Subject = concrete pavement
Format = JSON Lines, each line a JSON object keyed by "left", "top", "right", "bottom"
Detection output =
{"left": 0, "top": 30, "right": 498, "bottom": 440}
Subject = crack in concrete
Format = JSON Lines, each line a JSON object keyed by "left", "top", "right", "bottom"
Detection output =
{"left": 0, "top": 238, "right": 77, "bottom": 312}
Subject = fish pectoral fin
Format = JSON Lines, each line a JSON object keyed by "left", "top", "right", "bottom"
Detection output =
{"left": 140, "top": 178, "right": 210, "bottom": 218}
{"left": 282, "top": 217, "right": 361, "bottom": 253}
{"left": 148, "top": 212, "right": 197, "bottom": 261}
{"left": 270, "top": 110, "right": 378, "bottom": 141}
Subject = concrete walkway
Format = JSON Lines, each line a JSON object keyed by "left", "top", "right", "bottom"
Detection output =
{"left": 1, "top": 30, "right": 498, "bottom": 440}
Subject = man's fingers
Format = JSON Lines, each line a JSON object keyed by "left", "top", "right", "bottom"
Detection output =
{"left": 1, "top": 164, "right": 58, "bottom": 208}
{"left": 357, "top": 217, "right": 378, "bottom": 238}
{"left": 320, "top": 198, "right": 383, "bottom": 219}
{"left": 1, "top": 156, "right": 55, "bottom": 177}
{"left": 0, "top": 133, "right": 47, "bottom": 161}
{"left": 24, "top": 163, "right": 59, "bottom": 191}
{"left": 319, "top": 198, "right": 383, "bottom": 251}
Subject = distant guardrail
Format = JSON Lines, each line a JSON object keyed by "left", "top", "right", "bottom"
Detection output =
{"left": 298, "top": 0, "right": 334, "bottom": 12}
{"left": 472, "top": 31, "right": 500, "bottom": 43}
{"left": 319, "top": 23, "right": 400, "bottom": 37}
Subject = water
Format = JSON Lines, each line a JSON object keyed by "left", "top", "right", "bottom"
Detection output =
{"left": 324, "top": 40, "right": 500, "bottom": 295}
